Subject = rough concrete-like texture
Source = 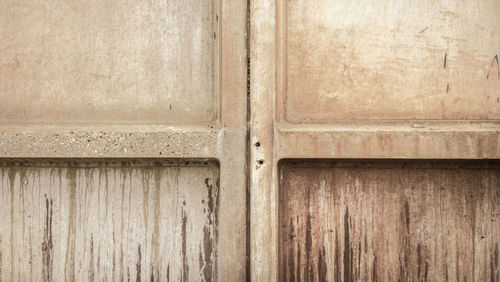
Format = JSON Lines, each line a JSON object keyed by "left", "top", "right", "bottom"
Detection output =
{"left": 0, "top": 126, "right": 217, "bottom": 158}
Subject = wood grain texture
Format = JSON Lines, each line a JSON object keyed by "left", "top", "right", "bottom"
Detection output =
{"left": 0, "top": 0, "right": 217, "bottom": 124}
{"left": 279, "top": 160, "right": 500, "bottom": 282}
{"left": 0, "top": 159, "right": 219, "bottom": 282}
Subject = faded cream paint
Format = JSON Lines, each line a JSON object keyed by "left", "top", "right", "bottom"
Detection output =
{"left": 281, "top": 0, "right": 500, "bottom": 122}
{"left": 0, "top": 0, "right": 218, "bottom": 124}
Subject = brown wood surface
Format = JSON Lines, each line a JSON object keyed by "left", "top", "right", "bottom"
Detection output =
{"left": 0, "top": 159, "right": 219, "bottom": 282}
{"left": 279, "top": 160, "right": 500, "bottom": 282}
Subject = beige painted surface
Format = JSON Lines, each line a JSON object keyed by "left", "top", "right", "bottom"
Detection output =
{"left": 0, "top": 0, "right": 217, "bottom": 124}
{"left": 1, "top": 159, "right": 219, "bottom": 281}
{"left": 279, "top": 0, "right": 500, "bottom": 122}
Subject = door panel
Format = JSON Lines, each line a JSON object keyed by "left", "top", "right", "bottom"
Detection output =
{"left": 279, "top": 160, "right": 500, "bottom": 282}
{"left": 283, "top": 0, "right": 500, "bottom": 122}
{"left": 0, "top": 0, "right": 218, "bottom": 124}
{"left": 1, "top": 159, "right": 219, "bottom": 281}
{"left": 0, "top": 0, "right": 247, "bottom": 281}
{"left": 250, "top": 0, "right": 500, "bottom": 280}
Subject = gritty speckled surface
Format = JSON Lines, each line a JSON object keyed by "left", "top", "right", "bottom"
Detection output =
{"left": 0, "top": 126, "right": 217, "bottom": 158}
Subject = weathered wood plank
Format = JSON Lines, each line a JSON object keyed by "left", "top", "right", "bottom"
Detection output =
{"left": 0, "top": 159, "right": 219, "bottom": 282}
{"left": 279, "top": 160, "right": 500, "bottom": 282}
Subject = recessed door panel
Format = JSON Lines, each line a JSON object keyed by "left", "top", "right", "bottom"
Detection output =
{"left": 1, "top": 159, "right": 219, "bottom": 281}
{"left": 282, "top": 0, "right": 500, "bottom": 122}
{"left": 0, "top": 0, "right": 217, "bottom": 124}
{"left": 279, "top": 160, "right": 500, "bottom": 281}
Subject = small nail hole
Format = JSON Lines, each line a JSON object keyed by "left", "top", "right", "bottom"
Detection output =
{"left": 257, "top": 160, "right": 264, "bottom": 165}
{"left": 255, "top": 141, "right": 260, "bottom": 147}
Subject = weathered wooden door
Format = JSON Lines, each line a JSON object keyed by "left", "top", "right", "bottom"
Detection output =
{"left": 1, "top": 0, "right": 500, "bottom": 281}
{"left": 0, "top": 1, "right": 247, "bottom": 281}
{"left": 250, "top": 0, "right": 500, "bottom": 281}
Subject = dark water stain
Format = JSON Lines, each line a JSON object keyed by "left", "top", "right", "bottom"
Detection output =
{"left": 357, "top": 241, "right": 361, "bottom": 279}
{"left": 399, "top": 200, "right": 411, "bottom": 281}
{"left": 136, "top": 245, "right": 141, "bottom": 282}
{"left": 167, "top": 264, "right": 170, "bottom": 282}
{"left": 288, "top": 217, "right": 296, "bottom": 282}
{"left": 317, "top": 246, "right": 327, "bottom": 282}
{"left": 334, "top": 229, "right": 340, "bottom": 282}
{"left": 203, "top": 176, "right": 219, "bottom": 281}
{"left": 89, "top": 234, "right": 94, "bottom": 282}
{"left": 8, "top": 169, "right": 16, "bottom": 279}
{"left": 417, "top": 244, "right": 422, "bottom": 280}
{"left": 204, "top": 178, "right": 215, "bottom": 225}
{"left": 64, "top": 168, "right": 77, "bottom": 281}
{"left": 305, "top": 186, "right": 312, "bottom": 282}
{"left": 416, "top": 243, "right": 428, "bottom": 281}
{"left": 181, "top": 209, "right": 189, "bottom": 282}
{"left": 344, "top": 207, "right": 353, "bottom": 282}
{"left": 151, "top": 168, "right": 162, "bottom": 281}
{"left": 203, "top": 226, "right": 213, "bottom": 282}
{"left": 404, "top": 201, "right": 410, "bottom": 233}
{"left": 42, "top": 195, "right": 53, "bottom": 282}
{"left": 492, "top": 243, "right": 499, "bottom": 282}
{"left": 112, "top": 231, "right": 116, "bottom": 282}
